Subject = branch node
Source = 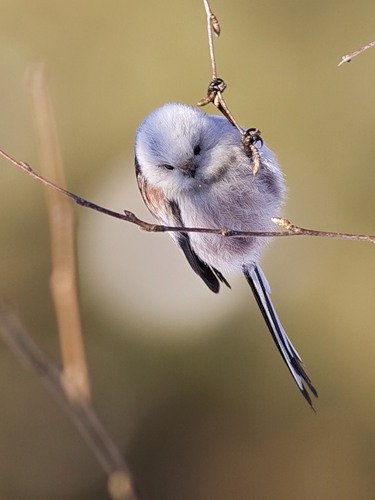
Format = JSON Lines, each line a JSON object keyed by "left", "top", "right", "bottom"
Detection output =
{"left": 272, "top": 217, "right": 301, "bottom": 233}
{"left": 19, "top": 161, "right": 33, "bottom": 172}
{"left": 210, "top": 14, "right": 221, "bottom": 37}
{"left": 197, "top": 77, "right": 227, "bottom": 107}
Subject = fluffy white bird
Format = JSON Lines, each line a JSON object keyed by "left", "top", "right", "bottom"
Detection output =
{"left": 135, "top": 103, "right": 317, "bottom": 408}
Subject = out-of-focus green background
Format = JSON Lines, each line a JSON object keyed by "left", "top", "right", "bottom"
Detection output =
{"left": 0, "top": 1, "right": 375, "bottom": 499}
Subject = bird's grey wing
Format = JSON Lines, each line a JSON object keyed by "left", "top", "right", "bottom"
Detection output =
{"left": 243, "top": 264, "right": 318, "bottom": 409}
{"left": 135, "top": 163, "right": 229, "bottom": 293}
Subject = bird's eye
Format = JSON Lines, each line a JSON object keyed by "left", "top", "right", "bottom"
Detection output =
{"left": 162, "top": 164, "right": 174, "bottom": 170}
{"left": 193, "top": 144, "right": 201, "bottom": 156}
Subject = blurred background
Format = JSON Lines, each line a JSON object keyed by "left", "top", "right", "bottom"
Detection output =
{"left": 0, "top": 1, "right": 375, "bottom": 499}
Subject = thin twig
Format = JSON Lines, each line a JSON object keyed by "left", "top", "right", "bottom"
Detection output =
{"left": 0, "top": 302, "right": 138, "bottom": 500}
{"left": 338, "top": 40, "right": 375, "bottom": 66}
{"left": 202, "top": 0, "right": 220, "bottom": 77}
{"left": 0, "top": 148, "right": 374, "bottom": 244}
{"left": 198, "top": 1, "right": 243, "bottom": 133}
{"left": 198, "top": 0, "right": 262, "bottom": 174}
{"left": 27, "top": 63, "right": 91, "bottom": 404}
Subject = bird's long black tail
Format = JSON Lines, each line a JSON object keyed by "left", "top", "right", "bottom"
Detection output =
{"left": 243, "top": 264, "right": 318, "bottom": 409}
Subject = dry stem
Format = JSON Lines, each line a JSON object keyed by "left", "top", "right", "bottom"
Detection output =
{"left": 27, "top": 64, "right": 91, "bottom": 404}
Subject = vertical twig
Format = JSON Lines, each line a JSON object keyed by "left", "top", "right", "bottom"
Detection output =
{"left": 199, "top": 0, "right": 262, "bottom": 174}
{"left": 25, "top": 64, "right": 139, "bottom": 499}
{"left": 199, "top": 1, "right": 244, "bottom": 134}
{"left": 27, "top": 63, "right": 91, "bottom": 403}
{"left": 202, "top": 0, "right": 220, "bottom": 78}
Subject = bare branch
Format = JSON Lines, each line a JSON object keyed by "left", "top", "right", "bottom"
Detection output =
{"left": 1, "top": 148, "right": 374, "bottom": 244}
{"left": 0, "top": 302, "right": 138, "bottom": 500}
{"left": 338, "top": 40, "right": 375, "bottom": 66}
{"left": 27, "top": 63, "right": 92, "bottom": 404}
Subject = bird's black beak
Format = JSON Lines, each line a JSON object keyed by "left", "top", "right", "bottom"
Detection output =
{"left": 180, "top": 160, "right": 197, "bottom": 178}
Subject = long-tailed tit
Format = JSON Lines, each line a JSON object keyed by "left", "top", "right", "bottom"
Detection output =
{"left": 135, "top": 103, "right": 317, "bottom": 408}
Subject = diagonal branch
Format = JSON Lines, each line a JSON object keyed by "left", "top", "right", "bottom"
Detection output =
{"left": 0, "top": 301, "right": 138, "bottom": 500}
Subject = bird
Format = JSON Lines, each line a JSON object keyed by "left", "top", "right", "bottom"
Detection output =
{"left": 134, "top": 102, "right": 317, "bottom": 408}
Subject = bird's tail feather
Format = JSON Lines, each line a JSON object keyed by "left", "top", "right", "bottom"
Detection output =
{"left": 243, "top": 264, "right": 318, "bottom": 409}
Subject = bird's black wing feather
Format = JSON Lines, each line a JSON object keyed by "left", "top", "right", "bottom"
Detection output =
{"left": 176, "top": 232, "right": 221, "bottom": 293}
{"left": 168, "top": 199, "right": 230, "bottom": 293}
